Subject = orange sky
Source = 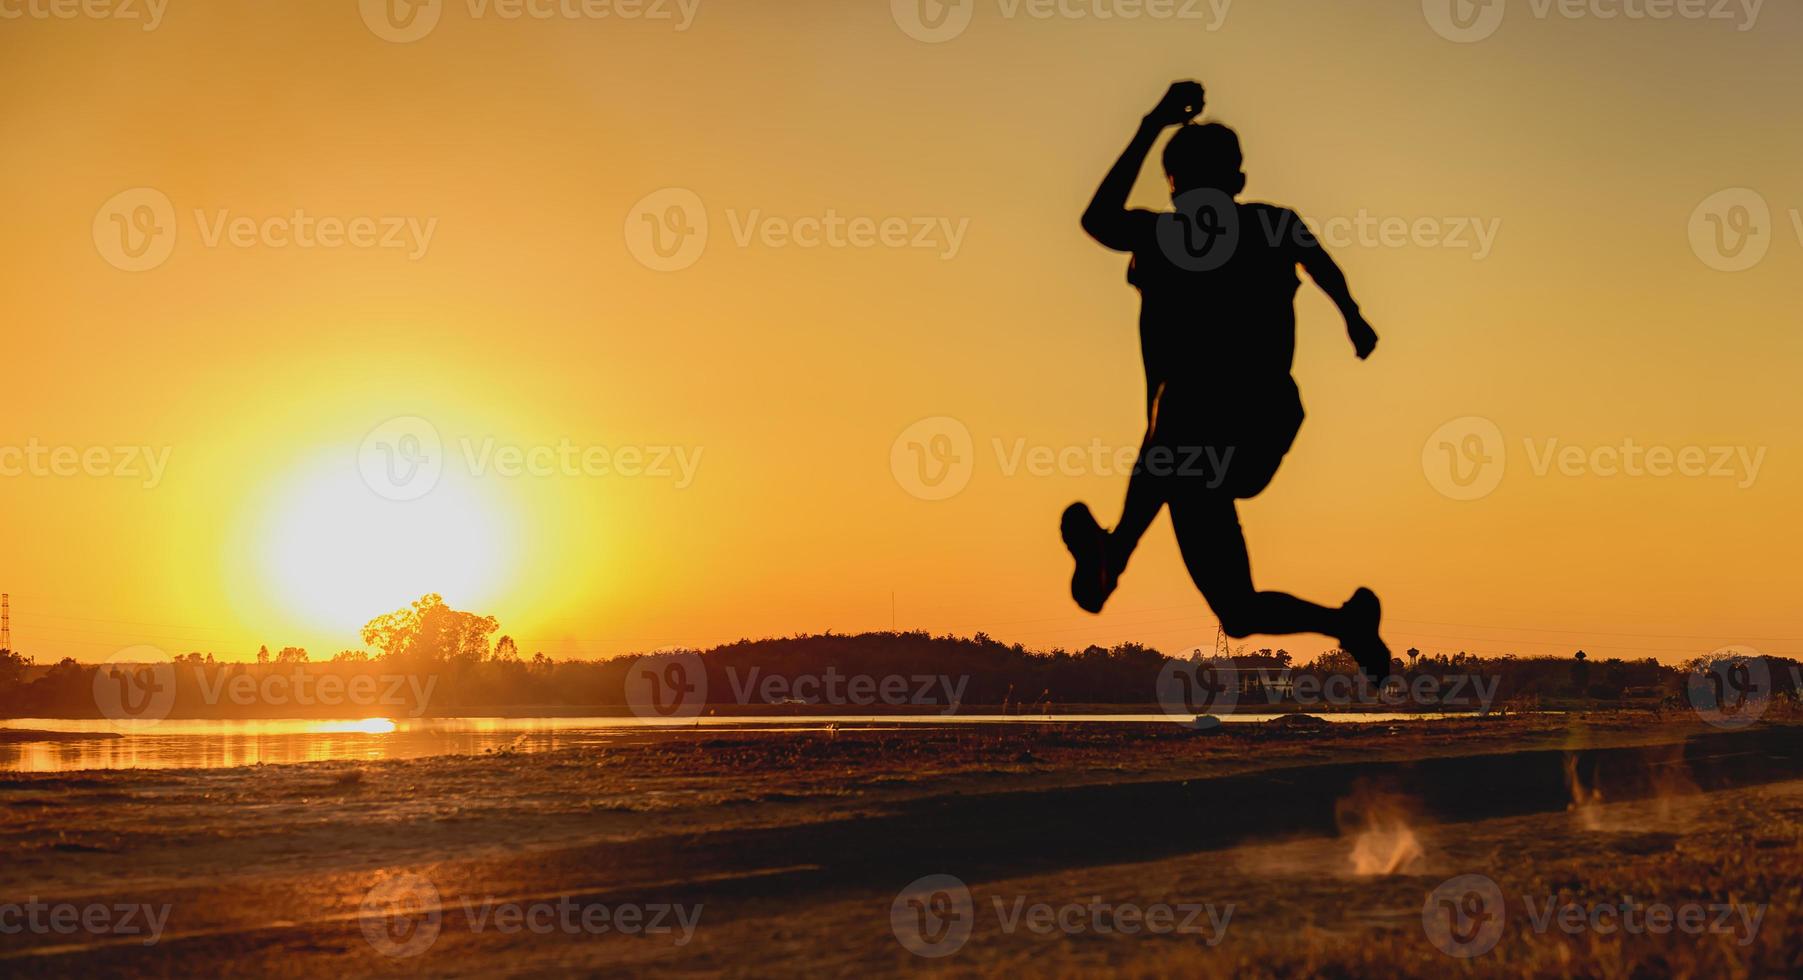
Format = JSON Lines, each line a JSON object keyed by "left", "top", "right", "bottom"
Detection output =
{"left": 2, "top": 0, "right": 1799, "bottom": 665}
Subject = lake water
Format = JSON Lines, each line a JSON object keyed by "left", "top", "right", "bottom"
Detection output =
{"left": 0, "top": 712, "right": 1482, "bottom": 773}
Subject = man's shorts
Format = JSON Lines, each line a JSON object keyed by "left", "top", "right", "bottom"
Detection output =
{"left": 1142, "top": 376, "right": 1306, "bottom": 501}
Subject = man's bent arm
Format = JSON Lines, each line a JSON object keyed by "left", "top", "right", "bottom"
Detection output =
{"left": 1081, "top": 119, "right": 1162, "bottom": 252}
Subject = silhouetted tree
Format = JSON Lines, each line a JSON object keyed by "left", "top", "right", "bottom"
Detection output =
{"left": 0, "top": 648, "right": 32, "bottom": 689}
{"left": 361, "top": 594, "right": 499, "bottom": 664}
{"left": 493, "top": 636, "right": 521, "bottom": 663}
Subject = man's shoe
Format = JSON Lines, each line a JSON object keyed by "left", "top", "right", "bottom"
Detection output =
{"left": 1061, "top": 503, "right": 1118, "bottom": 615}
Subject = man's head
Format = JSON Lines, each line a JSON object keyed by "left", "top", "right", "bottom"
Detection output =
{"left": 1163, "top": 122, "right": 1245, "bottom": 198}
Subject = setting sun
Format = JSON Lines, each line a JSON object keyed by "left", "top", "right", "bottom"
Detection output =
{"left": 252, "top": 450, "right": 516, "bottom": 640}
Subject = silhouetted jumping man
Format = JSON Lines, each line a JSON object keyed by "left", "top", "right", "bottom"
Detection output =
{"left": 1061, "top": 80, "right": 1394, "bottom": 680}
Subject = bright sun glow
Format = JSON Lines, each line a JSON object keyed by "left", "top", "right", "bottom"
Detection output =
{"left": 256, "top": 454, "right": 516, "bottom": 639}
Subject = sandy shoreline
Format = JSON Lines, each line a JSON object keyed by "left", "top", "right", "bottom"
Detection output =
{"left": 3, "top": 716, "right": 1798, "bottom": 976}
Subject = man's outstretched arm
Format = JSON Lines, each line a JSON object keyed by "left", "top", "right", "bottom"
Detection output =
{"left": 1081, "top": 81, "right": 1205, "bottom": 252}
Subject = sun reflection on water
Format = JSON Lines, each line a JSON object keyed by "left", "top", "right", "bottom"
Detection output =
{"left": 314, "top": 718, "right": 398, "bottom": 735}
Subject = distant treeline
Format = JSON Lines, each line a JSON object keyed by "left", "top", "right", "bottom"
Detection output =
{"left": 2, "top": 632, "right": 1795, "bottom": 720}
{"left": 0, "top": 595, "right": 1793, "bottom": 719}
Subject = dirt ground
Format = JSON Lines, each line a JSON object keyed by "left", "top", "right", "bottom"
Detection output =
{"left": 1, "top": 714, "right": 1798, "bottom": 977}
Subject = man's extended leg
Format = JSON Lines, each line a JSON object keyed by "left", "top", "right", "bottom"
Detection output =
{"left": 1167, "top": 492, "right": 1393, "bottom": 678}
{"left": 1109, "top": 433, "right": 1167, "bottom": 568}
